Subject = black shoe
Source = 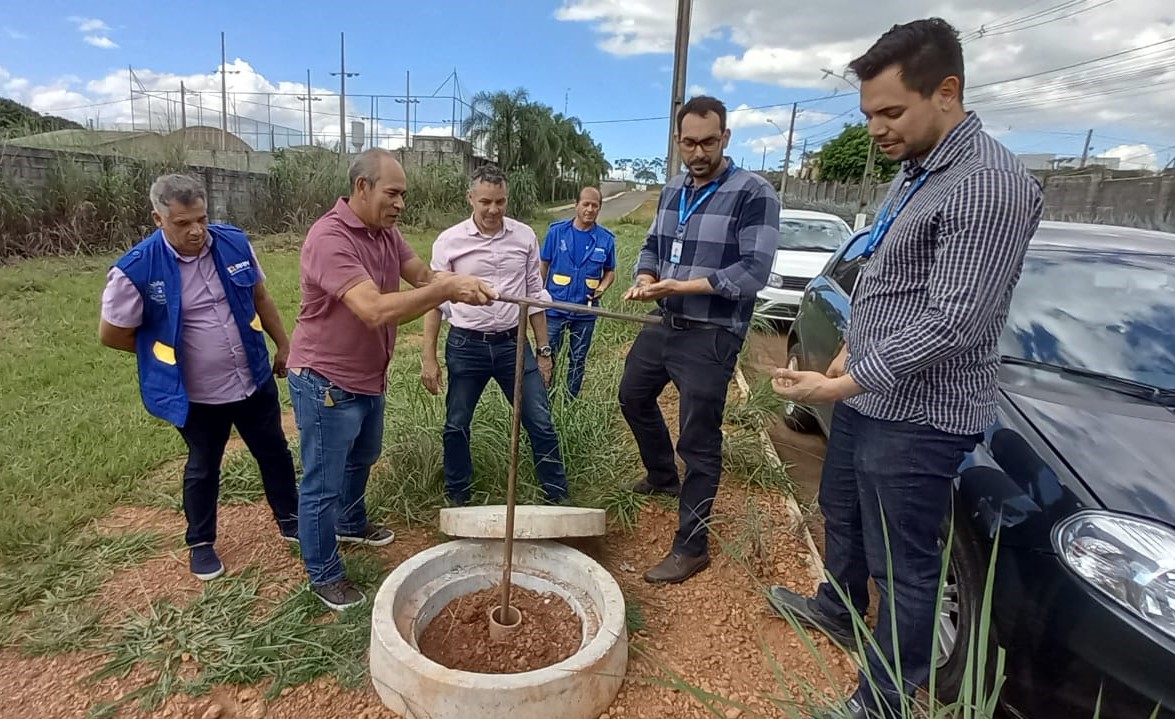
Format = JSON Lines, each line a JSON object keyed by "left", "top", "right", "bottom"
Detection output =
{"left": 543, "top": 494, "right": 574, "bottom": 506}
{"left": 189, "top": 544, "right": 224, "bottom": 581}
{"left": 643, "top": 552, "right": 710, "bottom": 584}
{"left": 311, "top": 578, "right": 366, "bottom": 611}
{"left": 630, "top": 477, "right": 681, "bottom": 498}
{"left": 767, "top": 585, "right": 858, "bottom": 649}
{"left": 279, "top": 522, "right": 299, "bottom": 544}
{"left": 336, "top": 523, "right": 395, "bottom": 546}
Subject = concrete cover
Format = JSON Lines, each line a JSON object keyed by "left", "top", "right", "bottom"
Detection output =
{"left": 439, "top": 505, "right": 607, "bottom": 539}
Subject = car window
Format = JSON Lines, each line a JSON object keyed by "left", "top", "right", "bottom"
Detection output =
{"left": 778, "top": 218, "right": 850, "bottom": 251}
{"left": 827, "top": 229, "right": 872, "bottom": 295}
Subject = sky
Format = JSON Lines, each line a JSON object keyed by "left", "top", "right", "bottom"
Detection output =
{"left": 1, "top": 0, "right": 1173, "bottom": 173}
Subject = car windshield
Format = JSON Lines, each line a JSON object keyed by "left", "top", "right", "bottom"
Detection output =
{"left": 777, "top": 217, "right": 849, "bottom": 252}
{"left": 1000, "top": 249, "right": 1175, "bottom": 391}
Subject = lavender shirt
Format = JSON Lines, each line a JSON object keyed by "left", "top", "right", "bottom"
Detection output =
{"left": 101, "top": 234, "right": 267, "bottom": 405}
{"left": 431, "top": 217, "right": 549, "bottom": 332}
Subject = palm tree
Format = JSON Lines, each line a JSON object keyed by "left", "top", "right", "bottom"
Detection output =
{"left": 462, "top": 88, "right": 530, "bottom": 170}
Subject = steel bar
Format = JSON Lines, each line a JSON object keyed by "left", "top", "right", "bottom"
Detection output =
{"left": 495, "top": 294, "right": 662, "bottom": 325}
{"left": 499, "top": 305, "right": 528, "bottom": 619}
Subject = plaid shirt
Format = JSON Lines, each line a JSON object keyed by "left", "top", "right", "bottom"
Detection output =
{"left": 846, "top": 112, "right": 1044, "bottom": 435}
{"left": 636, "top": 160, "right": 780, "bottom": 339}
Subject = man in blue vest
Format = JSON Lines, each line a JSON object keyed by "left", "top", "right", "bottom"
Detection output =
{"left": 540, "top": 186, "right": 617, "bottom": 398}
{"left": 99, "top": 173, "right": 299, "bottom": 582}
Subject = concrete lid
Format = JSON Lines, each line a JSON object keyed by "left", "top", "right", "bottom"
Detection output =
{"left": 439, "top": 505, "right": 607, "bottom": 539}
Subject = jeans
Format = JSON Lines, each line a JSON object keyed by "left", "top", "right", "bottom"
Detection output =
{"left": 442, "top": 327, "right": 569, "bottom": 503}
{"left": 618, "top": 323, "right": 741, "bottom": 557}
{"left": 815, "top": 402, "right": 980, "bottom": 716}
{"left": 176, "top": 375, "right": 299, "bottom": 547}
{"left": 287, "top": 368, "right": 385, "bottom": 586}
{"left": 547, "top": 314, "right": 597, "bottom": 398}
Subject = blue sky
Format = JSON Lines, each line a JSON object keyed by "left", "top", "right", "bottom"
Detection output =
{"left": 2, "top": 0, "right": 1173, "bottom": 172}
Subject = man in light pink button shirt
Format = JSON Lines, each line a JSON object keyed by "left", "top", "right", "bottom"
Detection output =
{"left": 421, "top": 164, "right": 569, "bottom": 506}
{"left": 99, "top": 173, "right": 299, "bottom": 583}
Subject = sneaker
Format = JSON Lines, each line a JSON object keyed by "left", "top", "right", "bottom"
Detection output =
{"left": 311, "top": 578, "right": 367, "bottom": 611}
{"left": 766, "top": 585, "right": 859, "bottom": 649}
{"left": 630, "top": 477, "right": 681, "bottom": 498}
{"left": 189, "top": 544, "right": 225, "bottom": 581}
{"left": 279, "top": 521, "right": 299, "bottom": 544}
{"left": 643, "top": 552, "right": 710, "bottom": 584}
{"left": 336, "top": 523, "right": 395, "bottom": 546}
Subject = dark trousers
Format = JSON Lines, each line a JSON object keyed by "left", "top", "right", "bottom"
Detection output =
{"left": 815, "top": 402, "right": 980, "bottom": 715}
{"left": 547, "top": 314, "right": 597, "bottom": 398}
{"left": 176, "top": 375, "right": 299, "bottom": 547}
{"left": 618, "top": 323, "right": 741, "bottom": 557}
{"left": 442, "top": 327, "right": 569, "bottom": 503}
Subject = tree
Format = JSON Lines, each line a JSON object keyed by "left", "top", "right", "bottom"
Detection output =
{"left": 461, "top": 89, "right": 611, "bottom": 202}
{"left": 0, "top": 97, "right": 83, "bottom": 138}
{"left": 817, "top": 123, "right": 898, "bottom": 184}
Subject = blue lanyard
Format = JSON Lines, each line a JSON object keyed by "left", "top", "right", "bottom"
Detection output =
{"left": 676, "top": 181, "right": 720, "bottom": 238}
{"left": 863, "top": 170, "right": 931, "bottom": 257}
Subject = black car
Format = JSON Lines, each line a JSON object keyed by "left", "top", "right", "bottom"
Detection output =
{"left": 784, "top": 220, "right": 1175, "bottom": 718}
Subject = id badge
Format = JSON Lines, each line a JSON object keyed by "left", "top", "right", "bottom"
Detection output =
{"left": 670, "top": 239, "right": 683, "bottom": 264}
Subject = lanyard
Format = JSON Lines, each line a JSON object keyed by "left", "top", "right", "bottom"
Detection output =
{"left": 862, "top": 170, "right": 931, "bottom": 257}
{"left": 676, "top": 180, "right": 720, "bottom": 238}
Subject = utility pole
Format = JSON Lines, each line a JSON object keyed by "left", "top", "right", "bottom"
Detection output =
{"left": 220, "top": 32, "right": 228, "bottom": 150}
{"left": 396, "top": 72, "right": 420, "bottom": 150}
{"left": 665, "top": 0, "right": 693, "bottom": 182}
{"left": 564, "top": 88, "right": 570, "bottom": 115}
{"left": 179, "top": 81, "right": 187, "bottom": 130}
{"left": 331, "top": 32, "right": 359, "bottom": 155}
{"left": 1079, "top": 129, "right": 1093, "bottom": 168}
{"left": 297, "top": 69, "right": 322, "bottom": 146}
{"left": 781, "top": 101, "right": 797, "bottom": 197}
{"left": 854, "top": 141, "right": 877, "bottom": 229}
{"left": 128, "top": 66, "right": 135, "bottom": 130}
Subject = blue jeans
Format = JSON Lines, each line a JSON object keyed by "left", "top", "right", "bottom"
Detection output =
{"left": 442, "top": 327, "right": 569, "bottom": 503}
{"left": 547, "top": 313, "right": 597, "bottom": 398}
{"left": 816, "top": 402, "right": 980, "bottom": 716}
{"left": 287, "top": 368, "right": 385, "bottom": 586}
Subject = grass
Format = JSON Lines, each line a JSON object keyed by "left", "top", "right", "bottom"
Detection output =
{"left": 0, "top": 218, "right": 791, "bottom": 710}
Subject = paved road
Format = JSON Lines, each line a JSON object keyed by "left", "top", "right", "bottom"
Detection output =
{"left": 549, "top": 191, "right": 654, "bottom": 223}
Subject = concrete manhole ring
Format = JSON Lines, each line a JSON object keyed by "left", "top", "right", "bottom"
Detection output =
{"left": 370, "top": 538, "right": 628, "bottom": 719}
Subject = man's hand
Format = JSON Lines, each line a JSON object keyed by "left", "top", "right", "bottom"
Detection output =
{"left": 771, "top": 367, "right": 863, "bottom": 404}
{"left": 272, "top": 343, "right": 290, "bottom": 378}
{"left": 537, "top": 355, "right": 553, "bottom": 386}
{"left": 421, "top": 358, "right": 444, "bottom": 395}
{"left": 827, "top": 344, "right": 848, "bottom": 378}
{"left": 625, "top": 278, "right": 680, "bottom": 302}
{"left": 622, "top": 274, "right": 656, "bottom": 302}
{"left": 444, "top": 275, "right": 498, "bottom": 305}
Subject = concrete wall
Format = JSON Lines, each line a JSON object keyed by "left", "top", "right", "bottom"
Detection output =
{"left": 0, "top": 145, "right": 267, "bottom": 224}
{"left": 785, "top": 169, "right": 1175, "bottom": 230}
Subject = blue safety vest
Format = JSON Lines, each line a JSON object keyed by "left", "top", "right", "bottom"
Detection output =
{"left": 113, "top": 224, "right": 272, "bottom": 427}
{"left": 542, "top": 219, "right": 616, "bottom": 319}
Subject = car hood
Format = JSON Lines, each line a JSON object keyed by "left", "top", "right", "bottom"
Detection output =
{"left": 772, "top": 249, "right": 833, "bottom": 279}
{"left": 1006, "top": 386, "right": 1175, "bottom": 526}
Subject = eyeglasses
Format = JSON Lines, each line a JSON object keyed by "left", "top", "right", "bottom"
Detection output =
{"left": 677, "top": 135, "right": 722, "bottom": 152}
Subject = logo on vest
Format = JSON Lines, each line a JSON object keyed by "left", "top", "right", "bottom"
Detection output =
{"left": 226, "top": 260, "right": 252, "bottom": 275}
{"left": 148, "top": 280, "right": 167, "bottom": 305}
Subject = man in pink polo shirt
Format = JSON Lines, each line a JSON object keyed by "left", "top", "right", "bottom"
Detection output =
{"left": 100, "top": 173, "right": 299, "bottom": 583}
{"left": 287, "top": 148, "right": 495, "bottom": 611}
{"left": 421, "top": 164, "right": 570, "bottom": 507}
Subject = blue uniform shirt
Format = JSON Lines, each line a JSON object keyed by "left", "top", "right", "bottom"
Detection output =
{"left": 540, "top": 219, "right": 616, "bottom": 320}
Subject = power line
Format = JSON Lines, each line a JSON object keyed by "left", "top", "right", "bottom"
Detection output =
{"left": 969, "top": 36, "right": 1175, "bottom": 90}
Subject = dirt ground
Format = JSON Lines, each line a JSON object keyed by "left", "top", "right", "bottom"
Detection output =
{"left": 0, "top": 374, "right": 853, "bottom": 719}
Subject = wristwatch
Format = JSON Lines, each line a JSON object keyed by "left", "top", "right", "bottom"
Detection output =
{"left": 537, "top": 345, "right": 553, "bottom": 358}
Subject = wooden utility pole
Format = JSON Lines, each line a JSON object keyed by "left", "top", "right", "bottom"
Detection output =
{"left": 781, "top": 102, "right": 797, "bottom": 196}
{"left": 1079, "top": 129, "right": 1093, "bottom": 168}
{"left": 665, "top": 0, "right": 693, "bottom": 182}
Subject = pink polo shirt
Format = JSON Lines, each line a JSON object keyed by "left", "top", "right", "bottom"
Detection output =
{"left": 100, "top": 233, "right": 266, "bottom": 405}
{"left": 431, "top": 217, "right": 549, "bottom": 332}
{"left": 287, "top": 198, "right": 418, "bottom": 395}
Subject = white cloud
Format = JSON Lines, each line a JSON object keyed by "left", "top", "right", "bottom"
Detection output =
{"left": 743, "top": 133, "right": 791, "bottom": 153}
{"left": 556, "top": 0, "right": 1175, "bottom": 134}
{"left": 4, "top": 27, "right": 28, "bottom": 40}
{"left": 1100, "top": 143, "right": 1159, "bottom": 171}
{"left": 83, "top": 36, "right": 118, "bottom": 49}
{"left": 687, "top": 84, "right": 707, "bottom": 97}
{"left": 68, "top": 17, "right": 110, "bottom": 33}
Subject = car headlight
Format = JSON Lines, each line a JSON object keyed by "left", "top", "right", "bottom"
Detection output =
{"left": 1053, "top": 511, "right": 1175, "bottom": 640}
{"left": 767, "top": 273, "right": 784, "bottom": 289}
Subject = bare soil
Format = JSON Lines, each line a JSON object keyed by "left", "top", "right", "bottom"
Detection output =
{"left": 417, "top": 585, "right": 582, "bottom": 674}
{"left": 3, "top": 363, "right": 856, "bottom": 719}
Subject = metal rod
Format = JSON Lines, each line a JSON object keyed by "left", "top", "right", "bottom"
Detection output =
{"left": 500, "top": 305, "right": 528, "bottom": 618}
{"left": 495, "top": 294, "right": 662, "bottom": 325}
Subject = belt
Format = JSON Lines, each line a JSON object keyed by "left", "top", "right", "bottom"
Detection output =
{"left": 450, "top": 325, "right": 518, "bottom": 344}
{"left": 657, "top": 310, "right": 721, "bottom": 331}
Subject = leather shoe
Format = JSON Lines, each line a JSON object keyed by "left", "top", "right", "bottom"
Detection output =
{"left": 767, "top": 585, "right": 859, "bottom": 649}
{"left": 643, "top": 552, "right": 710, "bottom": 584}
{"left": 630, "top": 477, "right": 681, "bottom": 498}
